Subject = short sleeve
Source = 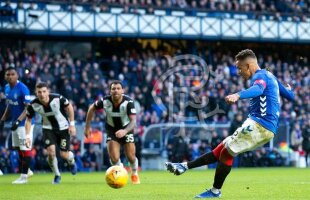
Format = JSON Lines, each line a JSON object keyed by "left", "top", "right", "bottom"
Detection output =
{"left": 60, "top": 95, "right": 70, "bottom": 107}
{"left": 127, "top": 100, "right": 136, "bottom": 115}
{"left": 26, "top": 105, "right": 35, "bottom": 118}
{"left": 22, "top": 86, "right": 31, "bottom": 104}
{"left": 94, "top": 98, "right": 104, "bottom": 110}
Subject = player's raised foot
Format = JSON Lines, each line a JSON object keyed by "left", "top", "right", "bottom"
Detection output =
{"left": 165, "top": 162, "right": 187, "bottom": 175}
{"left": 53, "top": 175, "right": 61, "bottom": 184}
{"left": 27, "top": 169, "right": 34, "bottom": 178}
{"left": 194, "top": 189, "right": 222, "bottom": 198}
{"left": 131, "top": 174, "right": 140, "bottom": 184}
{"left": 12, "top": 175, "right": 28, "bottom": 184}
{"left": 70, "top": 163, "right": 77, "bottom": 175}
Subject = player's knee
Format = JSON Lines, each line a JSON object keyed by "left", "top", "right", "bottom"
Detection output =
{"left": 59, "top": 151, "right": 68, "bottom": 159}
{"left": 47, "top": 150, "right": 56, "bottom": 158}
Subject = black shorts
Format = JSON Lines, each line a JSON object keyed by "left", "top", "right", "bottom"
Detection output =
{"left": 43, "top": 129, "right": 70, "bottom": 151}
{"left": 106, "top": 130, "right": 135, "bottom": 145}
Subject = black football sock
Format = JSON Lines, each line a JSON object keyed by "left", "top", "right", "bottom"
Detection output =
{"left": 213, "top": 161, "right": 232, "bottom": 189}
{"left": 22, "top": 156, "right": 31, "bottom": 174}
{"left": 187, "top": 152, "right": 217, "bottom": 169}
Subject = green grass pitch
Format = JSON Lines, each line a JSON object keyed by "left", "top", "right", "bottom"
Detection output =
{"left": 1, "top": 168, "right": 309, "bottom": 200}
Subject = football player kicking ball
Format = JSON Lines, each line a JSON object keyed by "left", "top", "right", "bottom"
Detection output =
{"left": 25, "top": 82, "right": 77, "bottom": 184}
{"left": 166, "top": 49, "right": 294, "bottom": 198}
{"left": 84, "top": 80, "right": 140, "bottom": 184}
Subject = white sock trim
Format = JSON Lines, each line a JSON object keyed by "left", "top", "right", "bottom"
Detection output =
{"left": 48, "top": 157, "right": 60, "bottom": 176}
{"left": 131, "top": 157, "right": 139, "bottom": 175}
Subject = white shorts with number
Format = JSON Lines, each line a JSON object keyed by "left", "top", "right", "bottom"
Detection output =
{"left": 12, "top": 125, "right": 34, "bottom": 151}
{"left": 223, "top": 118, "right": 274, "bottom": 156}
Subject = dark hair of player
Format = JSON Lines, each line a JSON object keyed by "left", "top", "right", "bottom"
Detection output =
{"left": 5, "top": 66, "right": 17, "bottom": 72}
{"left": 109, "top": 80, "right": 123, "bottom": 90}
{"left": 235, "top": 49, "right": 257, "bottom": 61}
{"left": 36, "top": 82, "right": 49, "bottom": 89}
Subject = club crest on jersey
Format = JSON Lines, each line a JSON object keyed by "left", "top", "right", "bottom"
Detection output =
{"left": 14, "top": 93, "right": 18, "bottom": 99}
{"left": 45, "top": 139, "right": 50, "bottom": 145}
{"left": 104, "top": 101, "right": 112, "bottom": 108}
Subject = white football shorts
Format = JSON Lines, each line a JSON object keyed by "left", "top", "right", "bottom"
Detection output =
{"left": 12, "top": 125, "right": 34, "bottom": 151}
{"left": 223, "top": 118, "right": 274, "bottom": 156}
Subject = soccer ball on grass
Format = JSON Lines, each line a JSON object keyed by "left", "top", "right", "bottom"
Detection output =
{"left": 105, "top": 166, "right": 128, "bottom": 189}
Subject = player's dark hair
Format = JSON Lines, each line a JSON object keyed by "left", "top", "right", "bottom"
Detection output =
{"left": 235, "top": 49, "right": 257, "bottom": 61}
{"left": 36, "top": 82, "right": 49, "bottom": 89}
{"left": 109, "top": 80, "right": 123, "bottom": 90}
{"left": 5, "top": 66, "right": 17, "bottom": 72}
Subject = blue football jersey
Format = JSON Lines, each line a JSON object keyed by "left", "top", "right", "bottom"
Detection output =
{"left": 247, "top": 69, "right": 293, "bottom": 134}
{"left": 4, "top": 81, "right": 33, "bottom": 126}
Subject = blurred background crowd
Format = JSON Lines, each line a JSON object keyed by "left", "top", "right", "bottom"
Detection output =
{"left": 0, "top": 0, "right": 309, "bottom": 173}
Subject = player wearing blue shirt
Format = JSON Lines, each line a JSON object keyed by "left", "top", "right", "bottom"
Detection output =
{"left": 165, "top": 49, "right": 294, "bottom": 198}
{"left": 0, "top": 67, "right": 34, "bottom": 184}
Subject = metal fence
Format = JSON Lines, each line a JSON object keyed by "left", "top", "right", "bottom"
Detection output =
{"left": 142, "top": 122, "right": 292, "bottom": 169}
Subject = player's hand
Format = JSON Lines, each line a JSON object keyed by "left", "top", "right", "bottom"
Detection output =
{"left": 115, "top": 129, "right": 127, "bottom": 138}
{"left": 11, "top": 120, "right": 20, "bottom": 131}
{"left": 25, "top": 137, "right": 31, "bottom": 148}
{"left": 84, "top": 126, "right": 91, "bottom": 138}
{"left": 69, "top": 125, "right": 76, "bottom": 136}
{"left": 285, "top": 83, "right": 291, "bottom": 90}
{"left": 225, "top": 93, "right": 240, "bottom": 104}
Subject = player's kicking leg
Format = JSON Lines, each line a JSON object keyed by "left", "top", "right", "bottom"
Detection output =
{"left": 165, "top": 162, "right": 188, "bottom": 175}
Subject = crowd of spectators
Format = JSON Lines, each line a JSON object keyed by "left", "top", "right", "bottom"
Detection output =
{"left": 1, "top": 0, "right": 310, "bottom": 21}
{"left": 0, "top": 40, "right": 309, "bottom": 171}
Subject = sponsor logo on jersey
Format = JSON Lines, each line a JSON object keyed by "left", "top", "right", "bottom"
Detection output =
{"left": 7, "top": 99, "right": 19, "bottom": 105}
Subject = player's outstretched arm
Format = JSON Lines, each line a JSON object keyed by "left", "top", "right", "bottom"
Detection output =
{"left": 238, "top": 84, "right": 264, "bottom": 99}
{"left": 277, "top": 80, "right": 294, "bottom": 101}
{"left": 225, "top": 84, "right": 264, "bottom": 104}
{"left": 84, "top": 103, "right": 96, "bottom": 138}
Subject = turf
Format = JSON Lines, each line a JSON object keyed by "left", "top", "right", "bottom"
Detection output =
{"left": 0, "top": 168, "right": 309, "bottom": 200}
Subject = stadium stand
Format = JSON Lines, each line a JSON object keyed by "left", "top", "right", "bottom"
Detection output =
{"left": 0, "top": 0, "right": 309, "bottom": 172}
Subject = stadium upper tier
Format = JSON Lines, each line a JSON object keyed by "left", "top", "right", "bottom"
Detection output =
{"left": 1, "top": 0, "right": 309, "bottom": 20}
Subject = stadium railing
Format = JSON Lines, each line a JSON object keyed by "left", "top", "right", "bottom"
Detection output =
{"left": 0, "top": 121, "right": 296, "bottom": 170}
{"left": 1, "top": 8, "right": 310, "bottom": 43}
